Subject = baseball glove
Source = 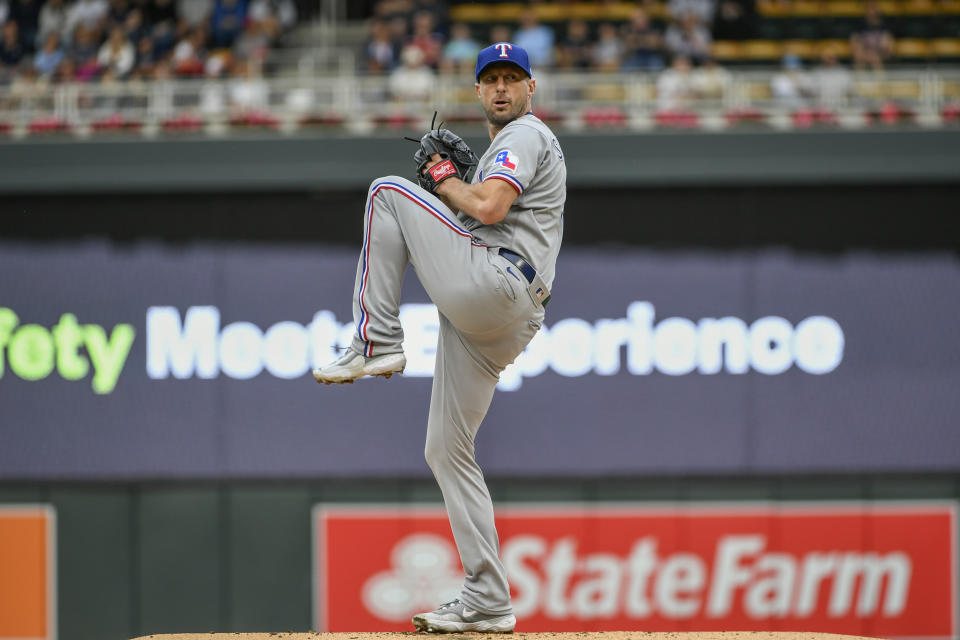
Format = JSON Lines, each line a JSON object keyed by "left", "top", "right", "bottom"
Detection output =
{"left": 409, "top": 117, "right": 479, "bottom": 194}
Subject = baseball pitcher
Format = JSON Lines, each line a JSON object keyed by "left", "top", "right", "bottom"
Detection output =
{"left": 313, "top": 42, "right": 566, "bottom": 633}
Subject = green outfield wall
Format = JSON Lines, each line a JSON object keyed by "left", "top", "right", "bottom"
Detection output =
{"left": 0, "top": 476, "right": 957, "bottom": 640}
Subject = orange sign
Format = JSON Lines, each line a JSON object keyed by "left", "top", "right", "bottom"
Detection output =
{"left": 315, "top": 502, "right": 956, "bottom": 638}
{"left": 0, "top": 506, "right": 56, "bottom": 640}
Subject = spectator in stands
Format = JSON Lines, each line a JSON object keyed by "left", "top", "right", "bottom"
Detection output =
{"left": 365, "top": 18, "right": 400, "bottom": 72}
{"left": 211, "top": 0, "right": 247, "bottom": 49}
{"left": 69, "top": 24, "right": 102, "bottom": 78}
{"left": 52, "top": 51, "right": 77, "bottom": 84}
{"left": 388, "top": 43, "right": 434, "bottom": 102}
{"left": 622, "top": 8, "right": 666, "bottom": 71}
{"left": 9, "top": 0, "right": 41, "bottom": 53}
{"left": 53, "top": 54, "right": 74, "bottom": 81}
{"left": 851, "top": 2, "right": 893, "bottom": 71}
{"left": 206, "top": 47, "right": 232, "bottom": 78}
{"left": 105, "top": 0, "right": 130, "bottom": 31}
{"left": 149, "top": 0, "right": 180, "bottom": 55}
{"left": 37, "top": 0, "right": 68, "bottom": 47}
{"left": 556, "top": 19, "right": 592, "bottom": 70}
{"left": 665, "top": 12, "right": 712, "bottom": 64}
{"left": 668, "top": 0, "right": 715, "bottom": 24}
{"left": 122, "top": 8, "right": 148, "bottom": 45}
{"left": 513, "top": 8, "right": 553, "bottom": 67}
{"left": 770, "top": 52, "right": 813, "bottom": 107}
{"left": 440, "top": 22, "right": 479, "bottom": 73}
{"left": 178, "top": 0, "right": 213, "bottom": 29}
{"left": 65, "top": 0, "right": 109, "bottom": 39}
{"left": 387, "top": 14, "right": 408, "bottom": 50}
{"left": 592, "top": 22, "right": 624, "bottom": 71}
{"left": 412, "top": 0, "right": 447, "bottom": 34}
{"left": 813, "top": 46, "right": 852, "bottom": 105}
{"left": 206, "top": 47, "right": 232, "bottom": 77}
{"left": 0, "top": 19, "right": 25, "bottom": 73}
{"left": 658, "top": 55, "right": 697, "bottom": 111}
{"left": 98, "top": 25, "right": 134, "bottom": 77}
{"left": 488, "top": 24, "right": 511, "bottom": 47}
{"left": 692, "top": 56, "right": 731, "bottom": 101}
{"left": 134, "top": 33, "right": 158, "bottom": 75}
{"left": 234, "top": 20, "right": 270, "bottom": 61}
{"left": 33, "top": 29, "right": 64, "bottom": 76}
{"left": 250, "top": 0, "right": 296, "bottom": 32}
{"left": 407, "top": 10, "right": 443, "bottom": 68}
{"left": 249, "top": 0, "right": 298, "bottom": 41}
{"left": 171, "top": 26, "right": 206, "bottom": 75}
{"left": 713, "top": 0, "right": 755, "bottom": 40}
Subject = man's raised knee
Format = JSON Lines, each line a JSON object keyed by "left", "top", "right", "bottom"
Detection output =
{"left": 370, "top": 175, "right": 417, "bottom": 193}
{"left": 424, "top": 438, "right": 446, "bottom": 471}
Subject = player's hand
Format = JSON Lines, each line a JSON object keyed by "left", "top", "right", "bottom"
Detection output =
{"left": 411, "top": 122, "right": 479, "bottom": 194}
{"left": 420, "top": 154, "right": 457, "bottom": 211}
{"left": 421, "top": 153, "right": 444, "bottom": 174}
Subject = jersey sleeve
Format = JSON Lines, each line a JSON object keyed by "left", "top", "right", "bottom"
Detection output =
{"left": 479, "top": 125, "right": 543, "bottom": 196}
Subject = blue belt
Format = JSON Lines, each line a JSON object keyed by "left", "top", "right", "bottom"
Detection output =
{"left": 498, "top": 248, "right": 551, "bottom": 308}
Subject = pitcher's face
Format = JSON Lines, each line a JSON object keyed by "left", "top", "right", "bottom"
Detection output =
{"left": 476, "top": 63, "right": 535, "bottom": 127}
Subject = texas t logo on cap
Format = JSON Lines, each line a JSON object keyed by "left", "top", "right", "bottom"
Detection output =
{"left": 475, "top": 42, "right": 533, "bottom": 81}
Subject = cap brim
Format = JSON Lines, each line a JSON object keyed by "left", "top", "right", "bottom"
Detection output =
{"left": 476, "top": 60, "right": 532, "bottom": 81}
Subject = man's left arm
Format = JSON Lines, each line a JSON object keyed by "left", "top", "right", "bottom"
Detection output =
{"left": 431, "top": 126, "right": 539, "bottom": 224}
{"left": 434, "top": 176, "right": 518, "bottom": 225}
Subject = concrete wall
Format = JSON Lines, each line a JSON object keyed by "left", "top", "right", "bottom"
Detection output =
{"left": 1, "top": 129, "right": 958, "bottom": 194}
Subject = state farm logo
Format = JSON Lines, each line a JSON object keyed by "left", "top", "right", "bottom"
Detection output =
{"left": 361, "top": 534, "right": 462, "bottom": 622}
{"left": 503, "top": 534, "right": 911, "bottom": 621}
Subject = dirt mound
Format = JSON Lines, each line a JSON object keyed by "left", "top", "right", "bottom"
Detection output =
{"left": 131, "top": 632, "right": 881, "bottom": 640}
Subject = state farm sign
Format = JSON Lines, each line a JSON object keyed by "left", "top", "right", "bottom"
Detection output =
{"left": 314, "top": 502, "right": 956, "bottom": 638}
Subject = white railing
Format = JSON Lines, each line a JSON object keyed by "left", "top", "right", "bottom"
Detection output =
{"left": 1, "top": 67, "right": 958, "bottom": 138}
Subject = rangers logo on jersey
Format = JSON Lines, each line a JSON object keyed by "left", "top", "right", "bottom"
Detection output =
{"left": 494, "top": 150, "right": 518, "bottom": 171}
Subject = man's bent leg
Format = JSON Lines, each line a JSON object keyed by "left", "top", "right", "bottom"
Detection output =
{"left": 313, "top": 179, "right": 413, "bottom": 384}
{"left": 349, "top": 178, "right": 412, "bottom": 358}
{"left": 349, "top": 176, "right": 493, "bottom": 356}
{"left": 424, "top": 315, "right": 511, "bottom": 615}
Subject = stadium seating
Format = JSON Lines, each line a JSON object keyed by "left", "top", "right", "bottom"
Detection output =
{"left": 448, "top": 0, "right": 960, "bottom": 65}
{"left": 2, "top": 0, "right": 960, "bottom": 137}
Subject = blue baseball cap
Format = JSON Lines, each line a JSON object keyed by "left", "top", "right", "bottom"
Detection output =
{"left": 475, "top": 42, "right": 532, "bottom": 81}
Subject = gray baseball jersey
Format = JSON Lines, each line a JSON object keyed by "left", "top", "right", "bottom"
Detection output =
{"left": 460, "top": 113, "right": 566, "bottom": 289}
{"left": 341, "top": 113, "right": 565, "bottom": 619}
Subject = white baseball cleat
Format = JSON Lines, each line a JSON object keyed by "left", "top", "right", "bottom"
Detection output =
{"left": 412, "top": 599, "right": 516, "bottom": 633}
{"left": 312, "top": 351, "right": 406, "bottom": 385}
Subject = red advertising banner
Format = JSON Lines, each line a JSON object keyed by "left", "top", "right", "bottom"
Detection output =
{"left": 315, "top": 502, "right": 956, "bottom": 638}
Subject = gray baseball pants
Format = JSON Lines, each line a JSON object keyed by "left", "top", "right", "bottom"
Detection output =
{"left": 349, "top": 176, "right": 544, "bottom": 615}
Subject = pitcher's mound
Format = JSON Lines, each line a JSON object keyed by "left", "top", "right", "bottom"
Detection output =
{"left": 130, "top": 632, "right": 882, "bottom": 640}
